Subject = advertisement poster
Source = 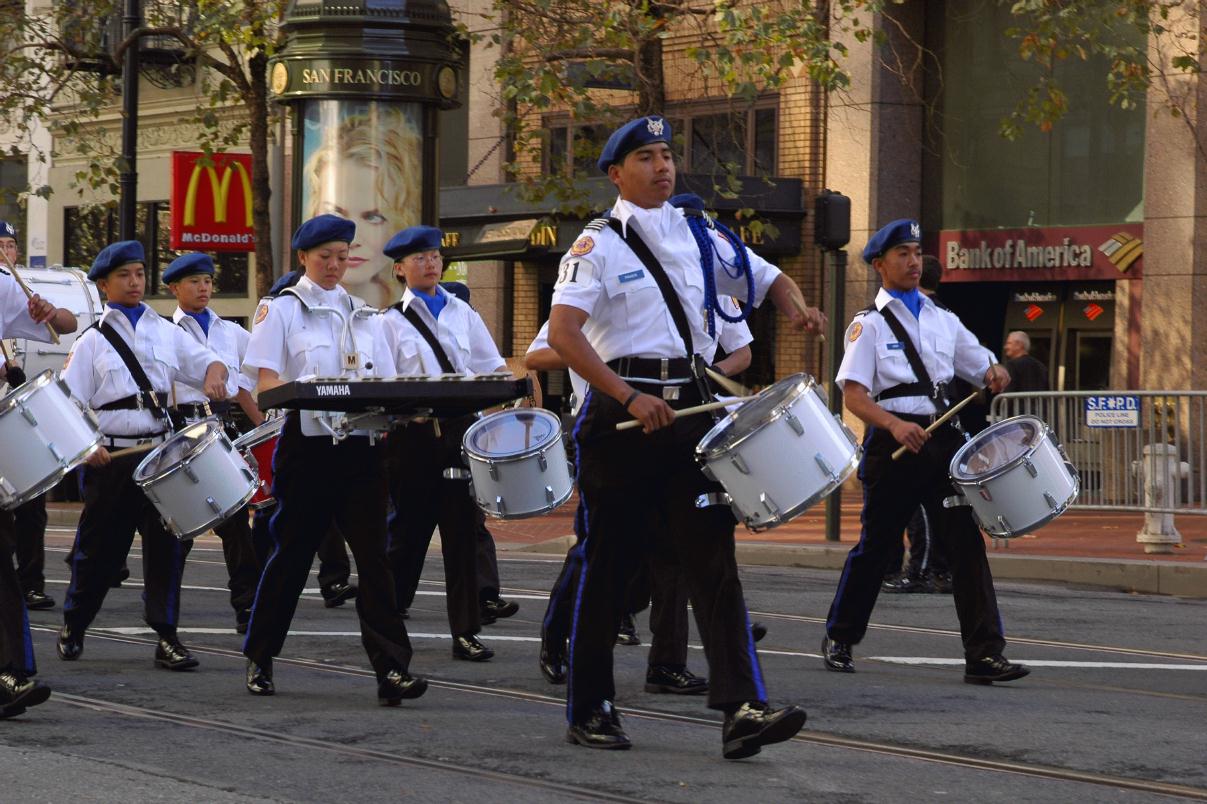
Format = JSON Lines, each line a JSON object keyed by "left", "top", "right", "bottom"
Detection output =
{"left": 301, "top": 100, "right": 424, "bottom": 308}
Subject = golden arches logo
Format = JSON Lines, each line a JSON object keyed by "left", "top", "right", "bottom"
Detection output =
{"left": 183, "top": 160, "right": 253, "bottom": 228}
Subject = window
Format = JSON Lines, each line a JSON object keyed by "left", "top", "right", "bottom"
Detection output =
{"left": 544, "top": 125, "right": 610, "bottom": 177}
{"left": 65, "top": 201, "right": 248, "bottom": 296}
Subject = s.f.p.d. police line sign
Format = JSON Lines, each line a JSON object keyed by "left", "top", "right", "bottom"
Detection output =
{"left": 1085, "top": 395, "right": 1140, "bottom": 428}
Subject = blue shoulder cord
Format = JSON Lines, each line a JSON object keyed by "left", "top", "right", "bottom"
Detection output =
{"left": 684, "top": 210, "right": 755, "bottom": 337}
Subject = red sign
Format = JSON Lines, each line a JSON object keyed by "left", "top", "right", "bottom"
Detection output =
{"left": 1023, "top": 304, "right": 1044, "bottom": 321}
{"left": 1084, "top": 303, "right": 1105, "bottom": 321}
{"left": 935, "top": 223, "right": 1143, "bottom": 283}
{"left": 169, "top": 151, "right": 255, "bottom": 252}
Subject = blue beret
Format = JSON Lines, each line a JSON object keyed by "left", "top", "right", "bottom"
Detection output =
{"left": 269, "top": 269, "right": 302, "bottom": 297}
{"left": 670, "top": 193, "right": 705, "bottom": 211}
{"left": 384, "top": 225, "right": 443, "bottom": 260}
{"left": 88, "top": 240, "right": 145, "bottom": 281}
{"left": 162, "top": 252, "right": 214, "bottom": 284}
{"left": 291, "top": 214, "right": 355, "bottom": 251}
{"left": 597, "top": 116, "right": 672, "bottom": 173}
{"left": 0, "top": 220, "right": 15, "bottom": 239}
{"left": 862, "top": 219, "right": 922, "bottom": 263}
{"left": 440, "top": 280, "right": 470, "bottom": 304}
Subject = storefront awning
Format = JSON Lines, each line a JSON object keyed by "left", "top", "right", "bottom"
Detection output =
{"left": 441, "top": 218, "right": 557, "bottom": 262}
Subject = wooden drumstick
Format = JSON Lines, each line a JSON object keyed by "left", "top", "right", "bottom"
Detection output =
{"left": 704, "top": 366, "right": 751, "bottom": 398}
{"left": 108, "top": 443, "right": 158, "bottom": 459}
{"left": 0, "top": 251, "right": 60, "bottom": 345}
{"left": 789, "top": 295, "right": 825, "bottom": 343}
{"left": 615, "top": 395, "right": 756, "bottom": 431}
{"left": 890, "top": 391, "right": 979, "bottom": 461}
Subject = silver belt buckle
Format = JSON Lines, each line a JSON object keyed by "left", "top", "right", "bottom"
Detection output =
{"left": 662, "top": 386, "right": 680, "bottom": 401}
{"left": 659, "top": 358, "right": 669, "bottom": 382}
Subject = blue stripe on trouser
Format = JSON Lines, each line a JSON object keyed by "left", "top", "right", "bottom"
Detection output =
{"left": 742, "top": 608, "right": 766, "bottom": 702}
{"left": 164, "top": 536, "right": 184, "bottom": 627}
{"left": 21, "top": 603, "right": 35, "bottom": 676}
{"left": 243, "top": 433, "right": 286, "bottom": 652}
{"left": 825, "top": 482, "right": 871, "bottom": 635}
{"left": 62, "top": 467, "right": 87, "bottom": 618}
{"left": 565, "top": 390, "right": 593, "bottom": 723}
{"left": 543, "top": 501, "right": 584, "bottom": 633}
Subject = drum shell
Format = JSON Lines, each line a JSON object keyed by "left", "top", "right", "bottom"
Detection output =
{"left": 697, "top": 376, "right": 859, "bottom": 530}
{"left": 135, "top": 424, "right": 257, "bottom": 540}
{"left": 949, "top": 417, "right": 1079, "bottom": 537}
{"left": 5, "top": 266, "right": 102, "bottom": 379}
{"left": 232, "top": 418, "right": 285, "bottom": 510}
{"left": 463, "top": 409, "right": 574, "bottom": 519}
{"left": 0, "top": 370, "right": 101, "bottom": 509}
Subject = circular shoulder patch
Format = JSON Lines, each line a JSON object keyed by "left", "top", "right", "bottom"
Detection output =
{"left": 848, "top": 321, "right": 863, "bottom": 343}
{"left": 570, "top": 236, "right": 595, "bottom": 256}
{"left": 253, "top": 303, "right": 270, "bottom": 326}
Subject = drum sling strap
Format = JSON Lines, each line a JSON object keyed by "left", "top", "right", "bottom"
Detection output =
{"left": 605, "top": 218, "right": 710, "bottom": 401}
{"left": 393, "top": 302, "right": 457, "bottom": 374}
{"left": 97, "top": 321, "right": 178, "bottom": 430}
{"left": 875, "top": 306, "right": 950, "bottom": 414}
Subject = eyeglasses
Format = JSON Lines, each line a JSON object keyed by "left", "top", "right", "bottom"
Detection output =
{"left": 403, "top": 253, "right": 443, "bottom": 266}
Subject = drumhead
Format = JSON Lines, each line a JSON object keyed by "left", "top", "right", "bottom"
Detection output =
{"left": 464, "top": 408, "right": 561, "bottom": 460}
{"left": 133, "top": 419, "right": 222, "bottom": 483}
{"left": 697, "top": 373, "right": 814, "bottom": 457}
{"left": 950, "top": 415, "right": 1045, "bottom": 481}
{"left": 233, "top": 417, "right": 285, "bottom": 451}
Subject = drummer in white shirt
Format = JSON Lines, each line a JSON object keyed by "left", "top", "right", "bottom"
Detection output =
{"left": 164, "top": 252, "right": 264, "bottom": 635}
{"left": 380, "top": 225, "right": 511, "bottom": 663}
{"left": 58, "top": 240, "right": 230, "bottom": 672}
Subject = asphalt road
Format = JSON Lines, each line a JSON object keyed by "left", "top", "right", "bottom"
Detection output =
{"left": 3, "top": 526, "right": 1206, "bottom": 803}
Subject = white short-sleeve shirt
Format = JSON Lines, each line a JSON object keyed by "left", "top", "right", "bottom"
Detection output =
{"left": 171, "top": 307, "right": 250, "bottom": 405}
{"left": 382, "top": 285, "right": 505, "bottom": 377}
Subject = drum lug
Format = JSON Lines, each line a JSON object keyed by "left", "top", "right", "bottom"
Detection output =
{"left": 759, "top": 492, "right": 782, "bottom": 523}
{"left": 538, "top": 452, "right": 548, "bottom": 472}
{"left": 784, "top": 409, "right": 804, "bottom": 436}
{"left": 494, "top": 496, "right": 506, "bottom": 515}
{"left": 1023, "top": 458, "right": 1038, "bottom": 478}
{"left": 694, "top": 492, "right": 732, "bottom": 509}
{"left": 545, "top": 485, "right": 555, "bottom": 504}
{"left": 442, "top": 468, "right": 471, "bottom": 480}
{"left": 1043, "top": 491, "right": 1058, "bottom": 511}
{"left": 182, "top": 461, "right": 199, "bottom": 483}
{"left": 206, "top": 496, "right": 222, "bottom": 515}
{"left": 730, "top": 454, "right": 750, "bottom": 475}
{"left": 47, "top": 441, "right": 66, "bottom": 468}
{"left": 942, "top": 494, "right": 966, "bottom": 509}
{"left": 0, "top": 477, "right": 15, "bottom": 508}
{"left": 488, "top": 460, "right": 499, "bottom": 481}
{"left": 814, "top": 452, "right": 838, "bottom": 483}
{"left": 19, "top": 404, "right": 36, "bottom": 427}
{"left": 996, "top": 514, "right": 1013, "bottom": 534}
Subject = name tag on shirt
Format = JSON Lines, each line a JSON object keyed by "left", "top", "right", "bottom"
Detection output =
{"left": 887, "top": 342, "right": 904, "bottom": 351}
{"left": 618, "top": 270, "right": 645, "bottom": 284}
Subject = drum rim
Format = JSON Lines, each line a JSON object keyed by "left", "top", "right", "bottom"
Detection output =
{"left": 971, "top": 473, "right": 1081, "bottom": 538}
{"left": 462, "top": 407, "right": 563, "bottom": 462}
{"left": 0, "top": 368, "right": 57, "bottom": 417}
{"left": 132, "top": 418, "right": 227, "bottom": 485}
{"left": 948, "top": 414, "right": 1052, "bottom": 483}
{"left": 738, "top": 444, "right": 861, "bottom": 531}
{"left": 477, "top": 481, "right": 575, "bottom": 520}
{"left": 233, "top": 416, "right": 286, "bottom": 451}
{"left": 696, "top": 372, "right": 817, "bottom": 460}
{"left": 1, "top": 438, "right": 102, "bottom": 510}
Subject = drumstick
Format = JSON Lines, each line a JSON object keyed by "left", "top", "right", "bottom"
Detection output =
{"left": 789, "top": 295, "right": 825, "bottom": 343}
{"left": 890, "top": 391, "right": 979, "bottom": 461}
{"left": 704, "top": 366, "right": 751, "bottom": 397}
{"left": 0, "top": 251, "right": 60, "bottom": 345}
{"left": 108, "top": 443, "right": 158, "bottom": 459}
{"left": 615, "top": 395, "right": 756, "bottom": 431}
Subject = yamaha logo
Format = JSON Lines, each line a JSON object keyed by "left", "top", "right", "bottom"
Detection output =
{"left": 315, "top": 384, "right": 351, "bottom": 397}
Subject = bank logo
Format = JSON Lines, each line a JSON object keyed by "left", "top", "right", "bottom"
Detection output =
{"left": 1098, "top": 232, "right": 1142, "bottom": 272}
{"left": 1024, "top": 304, "right": 1044, "bottom": 321}
{"left": 1083, "top": 303, "right": 1105, "bottom": 321}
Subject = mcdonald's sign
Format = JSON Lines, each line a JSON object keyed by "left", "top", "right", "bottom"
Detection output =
{"left": 169, "top": 151, "right": 256, "bottom": 252}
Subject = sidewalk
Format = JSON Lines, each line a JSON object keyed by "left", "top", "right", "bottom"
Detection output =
{"left": 46, "top": 497, "right": 1207, "bottom": 597}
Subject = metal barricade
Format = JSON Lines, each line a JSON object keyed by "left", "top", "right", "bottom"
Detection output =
{"left": 989, "top": 391, "right": 1207, "bottom": 515}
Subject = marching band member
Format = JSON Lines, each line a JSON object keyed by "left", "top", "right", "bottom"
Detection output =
{"left": 547, "top": 116, "right": 822, "bottom": 758}
{"left": 241, "top": 214, "right": 425, "bottom": 703}
{"left": 164, "top": 252, "right": 264, "bottom": 634}
{"left": 820, "top": 220, "right": 1029, "bottom": 685}
{"left": 379, "top": 225, "right": 509, "bottom": 662}
{"left": 0, "top": 223, "right": 75, "bottom": 719}
{"left": 59, "top": 240, "right": 230, "bottom": 671}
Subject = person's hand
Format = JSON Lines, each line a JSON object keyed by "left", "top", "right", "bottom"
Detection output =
{"left": 624, "top": 393, "right": 675, "bottom": 434}
{"left": 204, "top": 365, "right": 230, "bottom": 401}
{"left": 86, "top": 446, "right": 112, "bottom": 468}
{"left": 888, "top": 417, "right": 928, "bottom": 454}
{"left": 786, "top": 297, "right": 827, "bottom": 334}
{"left": 985, "top": 364, "right": 1011, "bottom": 394}
{"left": 27, "top": 294, "right": 55, "bottom": 324}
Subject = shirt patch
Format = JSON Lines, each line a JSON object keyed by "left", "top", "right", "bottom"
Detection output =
{"left": 570, "top": 236, "right": 595, "bottom": 256}
{"left": 886, "top": 342, "right": 904, "bottom": 350}
{"left": 253, "top": 303, "right": 269, "bottom": 325}
{"left": 848, "top": 321, "right": 862, "bottom": 342}
{"left": 618, "top": 270, "right": 644, "bottom": 283}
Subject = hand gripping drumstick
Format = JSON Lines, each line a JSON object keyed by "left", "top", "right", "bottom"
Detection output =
{"left": 890, "top": 390, "right": 979, "bottom": 461}
{"left": 615, "top": 395, "right": 756, "bottom": 431}
{"left": 788, "top": 295, "right": 825, "bottom": 343}
{"left": 0, "top": 251, "right": 60, "bottom": 345}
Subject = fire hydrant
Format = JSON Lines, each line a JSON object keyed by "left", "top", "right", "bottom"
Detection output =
{"left": 1132, "top": 443, "right": 1189, "bottom": 554}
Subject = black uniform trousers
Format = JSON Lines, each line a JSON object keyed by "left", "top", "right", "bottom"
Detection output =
{"left": 897, "top": 504, "right": 949, "bottom": 579}
{"left": 386, "top": 418, "right": 481, "bottom": 638}
{"left": 251, "top": 507, "right": 353, "bottom": 587}
{"left": 63, "top": 452, "right": 191, "bottom": 639}
{"left": 825, "top": 419, "right": 1005, "bottom": 660}
{"left": 0, "top": 510, "right": 35, "bottom": 676}
{"left": 13, "top": 493, "right": 48, "bottom": 594}
{"left": 475, "top": 511, "right": 502, "bottom": 602}
{"left": 567, "top": 382, "right": 764, "bottom": 724}
{"left": 212, "top": 508, "right": 260, "bottom": 614}
{"left": 243, "top": 414, "right": 412, "bottom": 680}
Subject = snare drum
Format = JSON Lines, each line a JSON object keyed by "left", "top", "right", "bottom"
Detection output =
{"left": 947, "top": 415, "right": 1079, "bottom": 538}
{"left": 232, "top": 417, "right": 285, "bottom": 510}
{"left": 134, "top": 419, "right": 258, "bottom": 540}
{"left": 695, "top": 373, "right": 860, "bottom": 531}
{"left": 0, "top": 369, "right": 102, "bottom": 509}
{"left": 462, "top": 408, "right": 573, "bottom": 519}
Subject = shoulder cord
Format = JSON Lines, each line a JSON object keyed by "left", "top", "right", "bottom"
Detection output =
{"left": 684, "top": 210, "right": 755, "bottom": 337}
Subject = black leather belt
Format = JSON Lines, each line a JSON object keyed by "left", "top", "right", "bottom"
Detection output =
{"left": 172, "top": 401, "right": 232, "bottom": 419}
{"left": 97, "top": 391, "right": 170, "bottom": 411}
{"left": 894, "top": 411, "right": 952, "bottom": 427}
{"left": 103, "top": 433, "right": 168, "bottom": 449}
{"left": 606, "top": 356, "right": 694, "bottom": 384}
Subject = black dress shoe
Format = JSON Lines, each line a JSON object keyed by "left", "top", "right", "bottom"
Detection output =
{"left": 399, "top": 608, "right": 409, "bottom": 619}
{"left": 615, "top": 614, "right": 641, "bottom": 646}
{"left": 821, "top": 635, "right": 854, "bottom": 673}
{"left": 480, "top": 597, "right": 519, "bottom": 625}
{"left": 56, "top": 624, "right": 84, "bottom": 661}
{"left": 452, "top": 633, "right": 494, "bottom": 662}
{"left": 929, "top": 571, "right": 953, "bottom": 594}
{"left": 751, "top": 622, "right": 767, "bottom": 643}
{"left": 321, "top": 582, "right": 358, "bottom": 608}
{"left": 110, "top": 566, "right": 130, "bottom": 588}
{"left": 246, "top": 658, "right": 274, "bottom": 695}
{"left": 539, "top": 643, "right": 567, "bottom": 685}
{"left": 155, "top": 638, "right": 200, "bottom": 671}
{"left": 377, "top": 670, "right": 428, "bottom": 705}
{"left": 0, "top": 671, "right": 52, "bottom": 719}
{"left": 23, "top": 590, "right": 55, "bottom": 610}
{"left": 645, "top": 664, "right": 708, "bottom": 695}
{"left": 882, "top": 573, "right": 931, "bottom": 593}
{"left": 566, "top": 701, "right": 631, "bottom": 750}
{"left": 235, "top": 608, "right": 251, "bottom": 635}
{"left": 964, "top": 655, "right": 1030, "bottom": 685}
{"left": 722, "top": 702, "right": 807, "bottom": 760}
